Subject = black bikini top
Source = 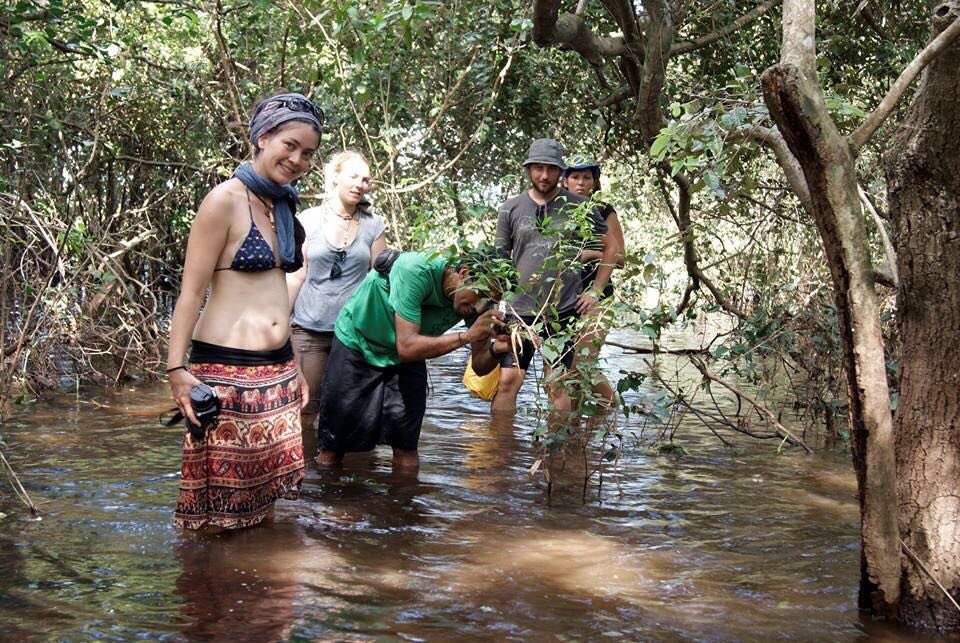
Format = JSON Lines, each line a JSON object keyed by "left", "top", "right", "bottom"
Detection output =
{"left": 214, "top": 189, "right": 278, "bottom": 273}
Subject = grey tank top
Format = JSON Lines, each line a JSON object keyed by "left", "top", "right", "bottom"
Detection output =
{"left": 291, "top": 202, "right": 386, "bottom": 332}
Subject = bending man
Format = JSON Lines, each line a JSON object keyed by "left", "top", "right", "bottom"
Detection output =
{"left": 317, "top": 246, "right": 515, "bottom": 469}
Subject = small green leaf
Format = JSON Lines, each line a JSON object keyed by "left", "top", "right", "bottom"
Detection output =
{"left": 650, "top": 132, "right": 670, "bottom": 160}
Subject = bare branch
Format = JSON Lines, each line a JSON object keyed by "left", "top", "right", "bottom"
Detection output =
{"left": 644, "top": 364, "right": 736, "bottom": 448}
{"left": 689, "top": 356, "right": 813, "bottom": 453}
{"left": 382, "top": 46, "right": 517, "bottom": 195}
{"left": 386, "top": 46, "right": 483, "bottom": 167}
{"left": 733, "top": 125, "right": 812, "bottom": 213}
{"left": 850, "top": 9, "right": 960, "bottom": 151}
{"left": 598, "top": 85, "right": 633, "bottom": 107}
{"left": 900, "top": 538, "right": 960, "bottom": 615}
{"left": 655, "top": 168, "right": 748, "bottom": 319}
{"left": 605, "top": 340, "right": 707, "bottom": 355}
{"left": 859, "top": 184, "right": 898, "bottom": 288}
{"left": 111, "top": 155, "right": 209, "bottom": 172}
{"left": 672, "top": 0, "right": 783, "bottom": 55}
{"left": 855, "top": 1, "right": 891, "bottom": 42}
{"left": 207, "top": 0, "right": 251, "bottom": 157}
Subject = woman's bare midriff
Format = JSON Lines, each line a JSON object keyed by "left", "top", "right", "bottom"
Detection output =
{"left": 193, "top": 269, "right": 291, "bottom": 351}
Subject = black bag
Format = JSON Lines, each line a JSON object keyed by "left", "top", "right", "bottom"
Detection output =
{"left": 373, "top": 248, "right": 403, "bottom": 277}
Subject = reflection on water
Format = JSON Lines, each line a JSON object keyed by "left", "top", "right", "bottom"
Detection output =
{"left": 0, "top": 330, "right": 922, "bottom": 640}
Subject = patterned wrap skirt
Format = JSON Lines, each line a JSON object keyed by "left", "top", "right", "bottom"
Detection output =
{"left": 174, "top": 339, "right": 305, "bottom": 530}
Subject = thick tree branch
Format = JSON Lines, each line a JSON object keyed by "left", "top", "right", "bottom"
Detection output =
{"left": 781, "top": 0, "right": 816, "bottom": 75}
{"left": 598, "top": 85, "right": 633, "bottom": 107}
{"left": 850, "top": 7, "right": 960, "bottom": 152}
{"left": 672, "top": 0, "right": 783, "bottom": 55}
{"left": 600, "top": 0, "right": 646, "bottom": 45}
{"left": 531, "top": 0, "right": 627, "bottom": 63}
{"left": 634, "top": 0, "right": 672, "bottom": 139}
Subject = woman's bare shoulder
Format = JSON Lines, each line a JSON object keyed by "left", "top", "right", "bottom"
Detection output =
{"left": 196, "top": 178, "right": 245, "bottom": 222}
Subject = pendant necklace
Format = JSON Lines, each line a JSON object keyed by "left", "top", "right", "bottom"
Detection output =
{"left": 249, "top": 190, "right": 276, "bottom": 230}
{"left": 329, "top": 205, "right": 357, "bottom": 249}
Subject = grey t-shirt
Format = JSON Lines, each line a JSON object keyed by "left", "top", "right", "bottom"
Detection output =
{"left": 291, "top": 202, "right": 386, "bottom": 332}
{"left": 495, "top": 188, "right": 606, "bottom": 317}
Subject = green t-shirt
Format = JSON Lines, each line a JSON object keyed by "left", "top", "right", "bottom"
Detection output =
{"left": 334, "top": 252, "right": 463, "bottom": 367}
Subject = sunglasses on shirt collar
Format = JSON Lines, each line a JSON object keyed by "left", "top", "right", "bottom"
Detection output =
{"left": 329, "top": 249, "right": 347, "bottom": 279}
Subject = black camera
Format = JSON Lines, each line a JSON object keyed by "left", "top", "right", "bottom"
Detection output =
{"left": 187, "top": 383, "right": 220, "bottom": 441}
{"left": 494, "top": 314, "right": 520, "bottom": 336}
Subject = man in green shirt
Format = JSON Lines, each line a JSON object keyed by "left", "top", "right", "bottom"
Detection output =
{"left": 317, "top": 247, "right": 514, "bottom": 469}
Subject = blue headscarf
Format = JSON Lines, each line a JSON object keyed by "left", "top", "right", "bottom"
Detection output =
{"left": 233, "top": 163, "right": 301, "bottom": 272}
{"left": 248, "top": 92, "right": 323, "bottom": 147}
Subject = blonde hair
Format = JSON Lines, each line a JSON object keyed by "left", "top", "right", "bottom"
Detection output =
{"left": 323, "top": 150, "right": 369, "bottom": 196}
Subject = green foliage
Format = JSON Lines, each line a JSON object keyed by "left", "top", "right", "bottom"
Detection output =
{"left": 0, "top": 0, "right": 931, "bottom": 455}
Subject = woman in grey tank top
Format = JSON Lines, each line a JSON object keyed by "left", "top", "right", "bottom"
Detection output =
{"left": 287, "top": 151, "right": 386, "bottom": 453}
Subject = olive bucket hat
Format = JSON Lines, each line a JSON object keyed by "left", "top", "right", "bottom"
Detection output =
{"left": 522, "top": 138, "right": 566, "bottom": 168}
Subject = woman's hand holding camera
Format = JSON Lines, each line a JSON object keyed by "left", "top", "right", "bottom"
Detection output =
{"left": 168, "top": 367, "right": 204, "bottom": 427}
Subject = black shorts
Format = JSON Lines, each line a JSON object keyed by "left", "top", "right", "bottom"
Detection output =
{"left": 317, "top": 337, "right": 428, "bottom": 453}
{"left": 497, "top": 308, "right": 579, "bottom": 371}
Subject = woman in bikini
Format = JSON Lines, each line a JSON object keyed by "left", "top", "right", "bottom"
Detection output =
{"left": 287, "top": 151, "right": 385, "bottom": 455}
{"left": 165, "top": 92, "right": 323, "bottom": 531}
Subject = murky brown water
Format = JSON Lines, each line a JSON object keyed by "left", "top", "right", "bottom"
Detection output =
{"left": 0, "top": 330, "right": 926, "bottom": 640}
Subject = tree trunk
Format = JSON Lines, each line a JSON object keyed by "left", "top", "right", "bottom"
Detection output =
{"left": 761, "top": 0, "right": 900, "bottom": 616}
{"left": 884, "top": 3, "right": 960, "bottom": 629}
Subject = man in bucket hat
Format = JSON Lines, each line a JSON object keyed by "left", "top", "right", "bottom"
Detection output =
{"left": 491, "top": 139, "right": 608, "bottom": 415}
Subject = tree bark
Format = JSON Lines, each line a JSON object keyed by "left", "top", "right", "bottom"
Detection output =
{"left": 884, "top": 2, "right": 960, "bottom": 629}
{"left": 761, "top": 0, "right": 900, "bottom": 617}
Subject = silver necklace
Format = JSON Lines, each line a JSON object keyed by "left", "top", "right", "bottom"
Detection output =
{"left": 327, "top": 206, "right": 358, "bottom": 248}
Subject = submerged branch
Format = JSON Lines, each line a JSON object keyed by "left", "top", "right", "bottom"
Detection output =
{"left": 0, "top": 449, "right": 40, "bottom": 517}
{"left": 605, "top": 340, "right": 707, "bottom": 355}
{"left": 688, "top": 357, "right": 813, "bottom": 453}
